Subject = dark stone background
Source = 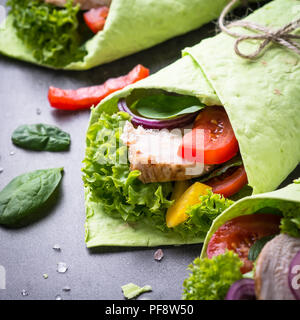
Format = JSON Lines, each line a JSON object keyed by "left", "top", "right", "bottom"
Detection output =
{"left": 0, "top": 0, "right": 298, "bottom": 300}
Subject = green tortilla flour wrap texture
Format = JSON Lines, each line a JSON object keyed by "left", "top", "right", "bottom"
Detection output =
{"left": 83, "top": 0, "right": 300, "bottom": 247}
{"left": 200, "top": 180, "right": 300, "bottom": 259}
{"left": 0, "top": 0, "right": 239, "bottom": 70}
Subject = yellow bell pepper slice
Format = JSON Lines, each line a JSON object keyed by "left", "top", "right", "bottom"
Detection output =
{"left": 166, "top": 182, "right": 212, "bottom": 228}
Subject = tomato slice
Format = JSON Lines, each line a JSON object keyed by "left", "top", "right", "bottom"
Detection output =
{"left": 83, "top": 7, "right": 109, "bottom": 34}
{"left": 205, "top": 165, "right": 248, "bottom": 198}
{"left": 178, "top": 106, "right": 239, "bottom": 165}
{"left": 207, "top": 214, "right": 281, "bottom": 273}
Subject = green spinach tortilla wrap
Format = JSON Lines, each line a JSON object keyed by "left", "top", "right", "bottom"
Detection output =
{"left": 0, "top": 0, "right": 247, "bottom": 70}
{"left": 82, "top": 0, "right": 300, "bottom": 248}
{"left": 182, "top": 180, "right": 300, "bottom": 300}
{"left": 201, "top": 179, "right": 300, "bottom": 260}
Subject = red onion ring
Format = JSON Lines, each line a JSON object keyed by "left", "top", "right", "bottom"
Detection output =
{"left": 118, "top": 98, "right": 198, "bottom": 129}
{"left": 225, "top": 279, "right": 256, "bottom": 300}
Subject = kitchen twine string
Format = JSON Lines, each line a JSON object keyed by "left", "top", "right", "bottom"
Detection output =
{"left": 218, "top": 0, "right": 300, "bottom": 59}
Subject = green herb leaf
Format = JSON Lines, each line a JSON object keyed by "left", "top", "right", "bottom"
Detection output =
{"left": 199, "top": 155, "right": 243, "bottom": 183}
{"left": 132, "top": 94, "right": 204, "bottom": 119}
{"left": 280, "top": 206, "right": 300, "bottom": 238}
{"left": 7, "top": 0, "right": 87, "bottom": 67}
{"left": 248, "top": 235, "right": 276, "bottom": 262}
{"left": 182, "top": 251, "right": 243, "bottom": 300}
{"left": 12, "top": 124, "right": 71, "bottom": 151}
{"left": 0, "top": 168, "right": 63, "bottom": 226}
{"left": 121, "top": 283, "right": 152, "bottom": 300}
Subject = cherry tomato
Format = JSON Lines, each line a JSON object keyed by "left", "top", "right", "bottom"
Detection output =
{"left": 207, "top": 214, "right": 281, "bottom": 273}
{"left": 83, "top": 7, "right": 109, "bottom": 34}
{"left": 206, "top": 165, "right": 248, "bottom": 198}
{"left": 178, "top": 106, "right": 239, "bottom": 164}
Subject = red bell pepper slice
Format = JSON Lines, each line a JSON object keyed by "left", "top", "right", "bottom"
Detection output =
{"left": 48, "top": 64, "right": 150, "bottom": 111}
{"left": 83, "top": 7, "right": 109, "bottom": 34}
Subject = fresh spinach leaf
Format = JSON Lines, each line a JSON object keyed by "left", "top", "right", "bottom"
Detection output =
{"left": 248, "top": 235, "right": 276, "bottom": 262}
{"left": 0, "top": 168, "right": 63, "bottom": 226}
{"left": 199, "top": 155, "right": 243, "bottom": 183}
{"left": 12, "top": 124, "right": 70, "bottom": 151}
{"left": 132, "top": 94, "right": 204, "bottom": 119}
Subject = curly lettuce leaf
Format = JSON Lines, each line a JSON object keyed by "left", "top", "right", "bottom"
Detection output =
{"left": 276, "top": 181, "right": 300, "bottom": 238}
{"left": 175, "top": 191, "right": 234, "bottom": 237}
{"left": 182, "top": 251, "right": 243, "bottom": 300}
{"left": 82, "top": 112, "right": 173, "bottom": 229}
{"left": 280, "top": 207, "right": 300, "bottom": 238}
{"left": 7, "top": 0, "right": 87, "bottom": 67}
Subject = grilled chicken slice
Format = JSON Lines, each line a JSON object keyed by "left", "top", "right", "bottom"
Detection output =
{"left": 45, "top": 0, "right": 111, "bottom": 10}
{"left": 255, "top": 233, "right": 300, "bottom": 300}
{"left": 121, "top": 121, "right": 213, "bottom": 184}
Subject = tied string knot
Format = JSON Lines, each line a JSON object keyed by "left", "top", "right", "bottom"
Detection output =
{"left": 219, "top": 0, "right": 300, "bottom": 59}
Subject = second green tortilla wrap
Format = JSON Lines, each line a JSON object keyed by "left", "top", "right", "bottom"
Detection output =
{"left": 200, "top": 179, "right": 300, "bottom": 259}
{"left": 83, "top": 0, "right": 300, "bottom": 247}
{"left": 0, "top": 0, "right": 240, "bottom": 70}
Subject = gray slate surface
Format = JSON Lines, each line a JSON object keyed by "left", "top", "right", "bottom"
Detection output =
{"left": 0, "top": 0, "right": 298, "bottom": 300}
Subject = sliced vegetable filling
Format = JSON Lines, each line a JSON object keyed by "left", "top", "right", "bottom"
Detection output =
{"left": 83, "top": 91, "right": 251, "bottom": 236}
{"left": 97, "top": 93, "right": 250, "bottom": 233}
{"left": 206, "top": 214, "right": 281, "bottom": 273}
{"left": 82, "top": 111, "right": 236, "bottom": 238}
{"left": 119, "top": 94, "right": 247, "bottom": 199}
{"left": 205, "top": 165, "right": 248, "bottom": 198}
{"left": 83, "top": 6, "right": 109, "bottom": 33}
